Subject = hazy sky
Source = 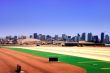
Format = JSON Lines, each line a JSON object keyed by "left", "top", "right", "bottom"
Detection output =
{"left": 0, "top": 0, "right": 110, "bottom": 36}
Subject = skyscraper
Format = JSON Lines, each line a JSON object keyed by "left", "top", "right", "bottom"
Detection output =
{"left": 33, "top": 33, "right": 38, "bottom": 39}
{"left": 81, "top": 33, "right": 86, "bottom": 41}
{"left": 88, "top": 33, "right": 92, "bottom": 42}
{"left": 6, "top": 36, "right": 12, "bottom": 40}
{"left": 66, "top": 36, "right": 72, "bottom": 42}
{"left": 62, "top": 34, "right": 67, "bottom": 41}
{"left": 72, "top": 36, "right": 75, "bottom": 42}
{"left": 101, "top": 32, "right": 105, "bottom": 43}
{"left": 54, "top": 35, "right": 59, "bottom": 40}
{"left": 93, "top": 35, "right": 99, "bottom": 43}
{"left": 77, "top": 33, "right": 80, "bottom": 42}
{"left": 13, "top": 36, "right": 18, "bottom": 44}
{"left": 72, "top": 36, "right": 78, "bottom": 42}
{"left": 46, "top": 35, "right": 52, "bottom": 41}
{"left": 105, "top": 34, "right": 109, "bottom": 44}
{"left": 30, "top": 35, "right": 33, "bottom": 38}
{"left": 39, "top": 34, "right": 45, "bottom": 41}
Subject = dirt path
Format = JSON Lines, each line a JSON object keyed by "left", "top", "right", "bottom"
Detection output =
{"left": 0, "top": 48, "right": 86, "bottom": 73}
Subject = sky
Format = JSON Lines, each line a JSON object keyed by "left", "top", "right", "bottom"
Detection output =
{"left": 0, "top": 0, "right": 110, "bottom": 37}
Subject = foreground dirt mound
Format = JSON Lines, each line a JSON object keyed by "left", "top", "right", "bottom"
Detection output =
{"left": 0, "top": 48, "right": 86, "bottom": 73}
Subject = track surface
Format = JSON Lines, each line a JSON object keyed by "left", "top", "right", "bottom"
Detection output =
{"left": 0, "top": 48, "right": 85, "bottom": 73}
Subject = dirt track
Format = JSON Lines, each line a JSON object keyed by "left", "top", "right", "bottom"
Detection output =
{"left": 0, "top": 48, "right": 85, "bottom": 73}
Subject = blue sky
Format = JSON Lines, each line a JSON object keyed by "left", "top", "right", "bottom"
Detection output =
{"left": 0, "top": 0, "right": 110, "bottom": 36}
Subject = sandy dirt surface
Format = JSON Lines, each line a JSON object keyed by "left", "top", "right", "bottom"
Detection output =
{"left": 0, "top": 48, "right": 85, "bottom": 73}
{"left": 10, "top": 46, "right": 110, "bottom": 62}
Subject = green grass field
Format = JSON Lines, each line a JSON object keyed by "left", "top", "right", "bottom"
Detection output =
{"left": 8, "top": 48, "right": 110, "bottom": 73}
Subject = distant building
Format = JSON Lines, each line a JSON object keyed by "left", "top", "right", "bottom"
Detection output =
{"left": 77, "top": 34, "right": 80, "bottom": 42}
{"left": 105, "top": 35, "right": 109, "bottom": 44}
{"left": 30, "top": 35, "right": 33, "bottom": 38}
{"left": 54, "top": 35, "right": 59, "bottom": 40}
{"left": 20, "top": 35, "right": 26, "bottom": 39}
{"left": 87, "top": 33, "right": 92, "bottom": 42}
{"left": 71, "top": 37, "right": 75, "bottom": 42}
{"left": 6, "top": 36, "right": 12, "bottom": 40}
{"left": 33, "top": 33, "right": 38, "bottom": 39}
{"left": 81, "top": 33, "right": 86, "bottom": 41}
{"left": 38, "top": 34, "right": 42, "bottom": 40}
{"left": 13, "top": 36, "right": 18, "bottom": 44}
{"left": 66, "top": 36, "right": 72, "bottom": 42}
{"left": 93, "top": 35, "right": 99, "bottom": 43}
{"left": 14, "top": 36, "right": 17, "bottom": 39}
{"left": 39, "top": 34, "right": 45, "bottom": 41}
{"left": 101, "top": 32, "right": 105, "bottom": 43}
{"left": 62, "top": 34, "right": 67, "bottom": 41}
{"left": 72, "top": 36, "right": 78, "bottom": 42}
{"left": 46, "top": 35, "right": 52, "bottom": 41}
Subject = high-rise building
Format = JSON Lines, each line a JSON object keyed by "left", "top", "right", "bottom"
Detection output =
{"left": 105, "top": 34, "right": 109, "bottom": 44}
{"left": 39, "top": 34, "right": 45, "bottom": 41}
{"left": 46, "top": 35, "right": 52, "bottom": 41}
{"left": 87, "top": 33, "right": 92, "bottom": 42}
{"left": 77, "top": 34, "right": 80, "bottom": 42}
{"left": 6, "top": 36, "right": 12, "bottom": 40}
{"left": 66, "top": 36, "right": 72, "bottom": 42}
{"left": 73, "top": 36, "right": 78, "bottom": 42}
{"left": 21, "top": 35, "right": 26, "bottom": 39}
{"left": 12, "top": 36, "right": 18, "bottom": 44}
{"left": 13, "top": 36, "right": 17, "bottom": 39}
{"left": 81, "top": 33, "right": 86, "bottom": 41}
{"left": 29, "top": 35, "right": 33, "bottom": 38}
{"left": 38, "top": 34, "right": 42, "bottom": 40}
{"left": 72, "top": 37, "right": 75, "bottom": 42}
{"left": 54, "top": 35, "right": 59, "bottom": 40}
{"left": 62, "top": 34, "right": 67, "bottom": 41}
{"left": 101, "top": 32, "right": 105, "bottom": 43}
{"left": 93, "top": 35, "right": 99, "bottom": 43}
{"left": 33, "top": 33, "right": 38, "bottom": 39}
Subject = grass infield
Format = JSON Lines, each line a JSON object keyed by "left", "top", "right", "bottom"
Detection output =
{"left": 8, "top": 48, "right": 110, "bottom": 73}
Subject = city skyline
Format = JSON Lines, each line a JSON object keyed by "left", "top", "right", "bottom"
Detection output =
{"left": 0, "top": 32, "right": 109, "bottom": 38}
{"left": 0, "top": 0, "right": 110, "bottom": 36}
{"left": 0, "top": 32, "right": 110, "bottom": 44}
